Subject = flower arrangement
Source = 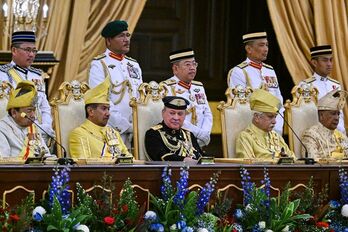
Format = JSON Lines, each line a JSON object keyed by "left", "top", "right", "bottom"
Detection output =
{"left": 232, "top": 167, "right": 311, "bottom": 232}
{"left": 0, "top": 194, "right": 34, "bottom": 231}
{"left": 143, "top": 165, "right": 220, "bottom": 231}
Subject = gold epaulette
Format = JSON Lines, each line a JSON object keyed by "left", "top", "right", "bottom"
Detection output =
{"left": 125, "top": 56, "right": 138, "bottom": 62}
{"left": 237, "top": 61, "right": 248, "bottom": 69}
{"left": 303, "top": 77, "right": 315, "bottom": 84}
{"left": 191, "top": 80, "right": 203, "bottom": 86}
{"left": 263, "top": 63, "right": 274, "bottom": 70}
{"left": 162, "top": 79, "right": 176, "bottom": 86}
{"left": 327, "top": 77, "right": 340, "bottom": 85}
{"left": 151, "top": 124, "right": 163, "bottom": 130}
{"left": 93, "top": 54, "right": 106, "bottom": 60}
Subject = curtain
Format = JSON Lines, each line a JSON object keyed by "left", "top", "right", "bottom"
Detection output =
{"left": 267, "top": 0, "right": 348, "bottom": 127}
{"left": 0, "top": 0, "right": 147, "bottom": 97}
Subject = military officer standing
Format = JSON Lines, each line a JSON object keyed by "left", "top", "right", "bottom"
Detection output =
{"left": 69, "top": 76, "right": 130, "bottom": 159}
{"left": 302, "top": 90, "right": 348, "bottom": 159}
{"left": 235, "top": 89, "right": 294, "bottom": 159}
{"left": 145, "top": 96, "right": 203, "bottom": 162}
{"left": 299, "top": 45, "right": 345, "bottom": 134}
{"left": 227, "top": 32, "right": 284, "bottom": 134}
{"left": 89, "top": 20, "right": 142, "bottom": 148}
{"left": 0, "top": 31, "right": 54, "bottom": 142}
{"left": 0, "top": 81, "right": 50, "bottom": 159}
{"left": 162, "top": 48, "right": 213, "bottom": 147}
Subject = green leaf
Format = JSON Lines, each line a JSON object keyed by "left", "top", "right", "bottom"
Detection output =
{"left": 47, "top": 225, "right": 59, "bottom": 231}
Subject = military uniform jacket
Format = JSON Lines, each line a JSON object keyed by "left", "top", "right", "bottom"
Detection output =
{"left": 162, "top": 76, "right": 213, "bottom": 146}
{"left": 236, "top": 123, "right": 294, "bottom": 159}
{"left": 227, "top": 58, "right": 284, "bottom": 134}
{"left": 0, "top": 61, "right": 54, "bottom": 137}
{"left": 145, "top": 122, "right": 203, "bottom": 161}
{"left": 299, "top": 72, "right": 345, "bottom": 134}
{"left": 0, "top": 115, "right": 50, "bottom": 158}
{"left": 301, "top": 123, "right": 348, "bottom": 159}
{"left": 89, "top": 49, "right": 143, "bottom": 136}
{"left": 69, "top": 119, "right": 130, "bottom": 159}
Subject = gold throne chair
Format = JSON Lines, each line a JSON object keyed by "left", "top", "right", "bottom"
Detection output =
{"left": 217, "top": 86, "right": 253, "bottom": 158}
{"left": 130, "top": 81, "right": 168, "bottom": 160}
{"left": 0, "top": 81, "right": 13, "bottom": 120}
{"left": 284, "top": 84, "right": 319, "bottom": 158}
{"left": 50, "top": 80, "right": 90, "bottom": 158}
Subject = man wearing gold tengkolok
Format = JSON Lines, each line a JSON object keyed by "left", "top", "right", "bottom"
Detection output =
{"left": 0, "top": 31, "right": 54, "bottom": 144}
{"left": 68, "top": 77, "right": 131, "bottom": 159}
{"left": 145, "top": 96, "right": 203, "bottom": 162}
{"left": 301, "top": 89, "right": 348, "bottom": 159}
{"left": 235, "top": 89, "right": 294, "bottom": 159}
{"left": 0, "top": 81, "right": 50, "bottom": 159}
{"left": 88, "top": 20, "right": 142, "bottom": 149}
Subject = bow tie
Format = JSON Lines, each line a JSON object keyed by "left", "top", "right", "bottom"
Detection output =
{"left": 249, "top": 61, "right": 262, "bottom": 70}
{"left": 109, "top": 52, "right": 125, "bottom": 61}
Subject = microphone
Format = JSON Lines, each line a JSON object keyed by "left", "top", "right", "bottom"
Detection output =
{"left": 20, "top": 112, "right": 75, "bottom": 165}
{"left": 277, "top": 112, "right": 315, "bottom": 164}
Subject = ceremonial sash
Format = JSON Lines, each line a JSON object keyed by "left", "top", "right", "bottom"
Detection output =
{"left": 8, "top": 68, "right": 23, "bottom": 84}
{"left": 19, "top": 125, "right": 36, "bottom": 160}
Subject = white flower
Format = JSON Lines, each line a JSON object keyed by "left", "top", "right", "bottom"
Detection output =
{"left": 197, "top": 229, "right": 209, "bottom": 232}
{"left": 170, "top": 224, "right": 177, "bottom": 230}
{"left": 282, "top": 225, "right": 290, "bottom": 232}
{"left": 258, "top": 221, "right": 266, "bottom": 229}
{"left": 342, "top": 204, "right": 348, "bottom": 217}
{"left": 32, "top": 206, "right": 46, "bottom": 221}
{"left": 75, "top": 224, "right": 89, "bottom": 232}
{"left": 144, "top": 210, "right": 157, "bottom": 221}
{"left": 265, "top": 230, "right": 273, "bottom": 232}
{"left": 245, "top": 204, "right": 253, "bottom": 212}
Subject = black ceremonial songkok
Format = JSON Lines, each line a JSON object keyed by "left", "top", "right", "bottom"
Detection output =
{"left": 242, "top": 31, "right": 267, "bottom": 43}
{"left": 162, "top": 96, "right": 189, "bottom": 110}
{"left": 11, "top": 31, "right": 36, "bottom": 44}
{"left": 169, "top": 48, "right": 195, "bottom": 63}
{"left": 310, "top": 45, "right": 332, "bottom": 59}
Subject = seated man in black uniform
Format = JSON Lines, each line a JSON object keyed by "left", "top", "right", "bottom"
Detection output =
{"left": 145, "top": 96, "right": 203, "bottom": 162}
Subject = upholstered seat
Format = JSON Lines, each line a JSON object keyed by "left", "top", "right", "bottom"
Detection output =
{"left": 0, "top": 82, "right": 12, "bottom": 120}
{"left": 130, "top": 81, "right": 168, "bottom": 160}
{"left": 50, "top": 80, "right": 89, "bottom": 158}
{"left": 284, "top": 84, "right": 318, "bottom": 158}
{"left": 217, "top": 86, "right": 253, "bottom": 158}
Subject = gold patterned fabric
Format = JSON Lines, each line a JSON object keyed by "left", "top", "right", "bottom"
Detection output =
{"left": 69, "top": 119, "right": 130, "bottom": 159}
{"left": 302, "top": 123, "right": 348, "bottom": 159}
{"left": 236, "top": 123, "right": 294, "bottom": 159}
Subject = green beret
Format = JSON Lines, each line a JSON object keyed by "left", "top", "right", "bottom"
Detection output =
{"left": 101, "top": 20, "right": 128, "bottom": 38}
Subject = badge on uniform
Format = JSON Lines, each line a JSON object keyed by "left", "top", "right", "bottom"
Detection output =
{"left": 194, "top": 88, "right": 200, "bottom": 93}
{"left": 32, "top": 79, "right": 45, "bottom": 92}
{"left": 108, "top": 64, "right": 116, "bottom": 69}
{"left": 127, "top": 62, "right": 140, "bottom": 79}
{"left": 195, "top": 93, "right": 206, "bottom": 104}
{"left": 263, "top": 76, "right": 279, "bottom": 88}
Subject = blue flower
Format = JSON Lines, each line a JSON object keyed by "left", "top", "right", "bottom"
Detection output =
{"left": 33, "top": 212, "right": 43, "bottom": 222}
{"left": 234, "top": 209, "right": 244, "bottom": 219}
{"left": 329, "top": 200, "right": 341, "bottom": 209}
{"left": 240, "top": 167, "right": 255, "bottom": 205}
{"left": 182, "top": 227, "right": 194, "bottom": 232}
{"left": 196, "top": 172, "right": 220, "bottom": 215}
{"left": 176, "top": 220, "right": 186, "bottom": 229}
{"left": 173, "top": 166, "right": 189, "bottom": 208}
{"left": 149, "top": 223, "right": 164, "bottom": 232}
{"left": 144, "top": 210, "right": 157, "bottom": 222}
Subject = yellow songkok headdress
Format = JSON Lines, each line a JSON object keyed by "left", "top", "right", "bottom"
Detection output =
{"left": 249, "top": 89, "right": 281, "bottom": 113}
{"left": 318, "top": 89, "right": 347, "bottom": 111}
{"left": 6, "top": 81, "right": 37, "bottom": 110}
{"left": 84, "top": 76, "right": 110, "bottom": 105}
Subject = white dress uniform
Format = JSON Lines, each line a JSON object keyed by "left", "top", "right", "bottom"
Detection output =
{"left": 227, "top": 58, "right": 284, "bottom": 134}
{"left": 0, "top": 115, "right": 49, "bottom": 157}
{"left": 299, "top": 72, "right": 345, "bottom": 134}
{"left": 162, "top": 76, "right": 213, "bottom": 147}
{"left": 0, "top": 61, "right": 54, "bottom": 139}
{"left": 89, "top": 49, "right": 143, "bottom": 147}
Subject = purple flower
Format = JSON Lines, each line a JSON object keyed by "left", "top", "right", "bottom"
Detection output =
{"left": 196, "top": 172, "right": 220, "bottom": 215}
{"left": 240, "top": 167, "right": 255, "bottom": 205}
{"left": 173, "top": 166, "right": 189, "bottom": 208}
{"left": 260, "top": 167, "right": 271, "bottom": 209}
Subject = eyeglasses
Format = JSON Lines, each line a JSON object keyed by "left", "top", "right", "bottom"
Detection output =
{"left": 16, "top": 47, "right": 38, "bottom": 55}
{"left": 180, "top": 61, "right": 199, "bottom": 68}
